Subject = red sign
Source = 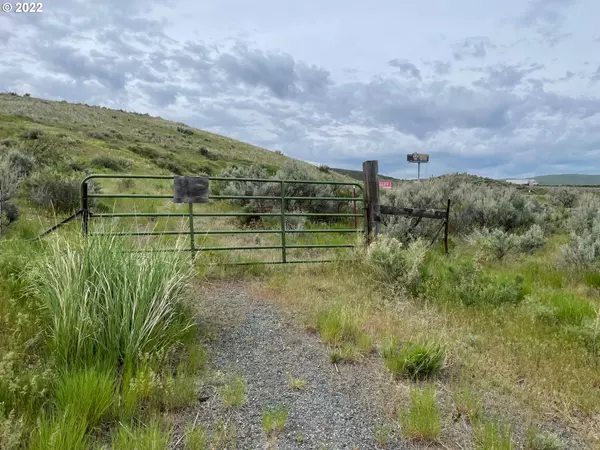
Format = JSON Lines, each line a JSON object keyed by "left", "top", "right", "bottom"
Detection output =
{"left": 379, "top": 181, "right": 392, "bottom": 189}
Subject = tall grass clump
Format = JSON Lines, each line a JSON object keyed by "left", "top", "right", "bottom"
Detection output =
{"left": 399, "top": 385, "right": 441, "bottom": 442}
{"left": 31, "top": 234, "right": 194, "bottom": 370}
{"left": 381, "top": 337, "right": 446, "bottom": 379}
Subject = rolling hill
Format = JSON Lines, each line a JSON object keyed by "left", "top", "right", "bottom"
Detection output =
{"left": 533, "top": 174, "right": 600, "bottom": 186}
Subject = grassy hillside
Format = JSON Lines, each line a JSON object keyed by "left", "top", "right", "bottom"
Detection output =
{"left": 534, "top": 174, "right": 600, "bottom": 186}
{"left": 331, "top": 167, "right": 400, "bottom": 182}
{"left": 0, "top": 93, "right": 348, "bottom": 181}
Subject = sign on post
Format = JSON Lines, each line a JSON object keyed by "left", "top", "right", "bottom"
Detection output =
{"left": 173, "top": 176, "right": 209, "bottom": 204}
{"left": 406, "top": 153, "right": 430, "bottom": 163}
{"left": 379, "top": 181, "right": 392, "bottom": 189}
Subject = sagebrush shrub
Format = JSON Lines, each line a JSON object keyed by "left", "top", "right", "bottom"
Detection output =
{"left": 554, "top": 188, "right": 577, "bottom": 208}
{"left": 519, "top": 224, "right": 545, "bottom": 254}
{"left": 525, "top": 426, "right": 564, "bottom": 450}
{"left": 364, "top": 235, "right": 428, "bottom": 295}
{"left": 3, "top": 203, "right": 19, "bottom": 224}
{"left": 90, "top": 156, "right": 132, "bottom": 172}
{"left": 27, "top": 172, "right": 81, "bottom": 213}
{"left": 7, "top": 150, "right": 35, "bottom": 176}
{"left": 22, "top": 129, "right": 43, "bottom": 140}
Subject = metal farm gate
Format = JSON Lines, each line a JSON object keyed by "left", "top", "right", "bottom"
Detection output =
{"left": 78, "top": 174, "right": 365, "bottom": 264}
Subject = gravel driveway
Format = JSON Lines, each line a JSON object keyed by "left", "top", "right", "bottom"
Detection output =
{"left": 189, "top": 281, "right": 413, "bottom": 450}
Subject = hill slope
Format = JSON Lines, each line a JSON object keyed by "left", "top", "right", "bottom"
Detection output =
{"left": 0, "top": 93, "right": 347, "bottom": 180}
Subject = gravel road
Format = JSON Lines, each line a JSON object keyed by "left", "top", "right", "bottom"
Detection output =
{"left": 190, "top": 281, "right": 412, "bottom": 450}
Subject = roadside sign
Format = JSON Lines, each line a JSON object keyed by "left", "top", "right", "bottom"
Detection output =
{"left": 379, "top": 181, "right": 392, "bottom": 189}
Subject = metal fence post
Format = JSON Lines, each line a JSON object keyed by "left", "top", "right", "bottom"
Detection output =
{"left": 81, "top": 182, "right": 89, "bottom": 236}
{"left": 362, "top": 160, "right": 380, "bottom": 244}
{"left": 280, "top": 180, "right": 287, "bottom": 263}
{"left": 188, "top": 202, "right": 196, "bottom": 259}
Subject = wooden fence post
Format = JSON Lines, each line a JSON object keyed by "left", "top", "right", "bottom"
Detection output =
{"left": 444, "top": 199, "right": 451, "bottom": 255}
{"left": 362, "top": 160, "right": 380, "bottom": 244}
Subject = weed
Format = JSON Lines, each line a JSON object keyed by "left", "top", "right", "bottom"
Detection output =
{"left": 217, "top": 373, "right": 246, "bottom": 408}
{"left": 374, "top": 423, "right": 393, "bottom": 447}
{"left": 452, "top": 384, "right": 483, "bottom": 425}
{"left": 287, "top": 374, "right": 307, "bottom": 390}
{"left": 0, "top": 405, "right": 25, "bottom": 449}
{"left": 54, "top": 365, "right": 115, "bottom": 427}
{"left": 475, "top": 420, "right": 514, "bottom": 450}
{"left": 212, "top": 419, "right": 237, "bottom": 449}
{"left": 381, "top": 338, "right": 446, "bottom": 379}
{"left": 262, "top": 405, "right": 289, "bottom": 436}
{"left": 399, "top": 385, "right": 441, "bottom": 442}
{"left": 295, "top": 433, "right": 304, "bottom": 442}
{"left": 329, "top": 350, "right": 343, "bottom": 364}
{"left": 184, "top": 424, "right": 209, "bottom": 450}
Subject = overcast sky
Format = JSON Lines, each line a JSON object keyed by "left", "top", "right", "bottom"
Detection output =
{"left": 1, "top": 0, "right": 599, "bottom": 178}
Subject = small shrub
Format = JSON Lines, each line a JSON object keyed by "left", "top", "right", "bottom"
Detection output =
{"left": 177, "top": 126, "right": 194, "bottom": 136}
{"left": 381, "top": 338, "right": 445, "bottom": 379}
{"left": 475, "top": 421, "right": 514, "bottom": 450}
{"left": 217, "top": 373, "right": 246, "bottom": 408}
{"left": 55, "top": 366, "right": 115, "bottom": 427}
{"left": 111, "top": 420, "right": 171, "bottom": 450}
{"left": 262, "top": 405, "right": 289, "bottom": 436}
{"left": 3, "top": 203, "right": 19, "bottom": 224}
{"left": 7, "top": 150, "right": 36, "bottom": 176}
{"left": 128, "top": 144, "right": 160, "bottom": 159}
{"left": 525, "top": 426, "right": 564, "bottom": 450}
{"left": 154, "top": 157, "right": 184, "bottom": 175}
{"left": 118, "top": 179, "right": 136, "bottom": 190}
{"left": 22, "top": 129, "right": 44, "bottom": 140}
{"left": 554, "top": 188, "right": 577, "bottom": 208}
{"left": 399, "top": 385, "right": 441, "bottom": 442}
{"left": 274, "top": 150, "right": 284, "bottom": 156}
{"left": 364, "top": 235, "right": 428, "bottom": 295}
{"left": 27, "top": 173, "right": 81, "bottom": 213}
{"left": 90, "top": 156, "right": 132, "bottom": 172}
{"left": 0, "top": 138, "right": 13, "bottom": 147}
{"left": 519, "top": 224, "right": 545, "bottom": 254}
{"left": 374, "top": 424, "right": 393, "bottom": 447}
{"left": 318, "top": 164, "right": 330, "bottom": 173}
{"left": 24, "top": 93, "right": 31, "bottom": 97}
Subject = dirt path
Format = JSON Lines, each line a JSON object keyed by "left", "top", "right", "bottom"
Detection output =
{"left": 188, "top": 281, "right": 413, "bottom": 450}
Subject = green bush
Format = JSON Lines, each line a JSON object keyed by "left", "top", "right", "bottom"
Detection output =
{"left": 525, "top": 426, "right": 564, "bottom": 450}
{"left": 554, "top": 188, "right": 577, "bottom": 208}
{"left": 27, "top": 173, "right": 81, "bottom": 213}
{"left": 90, "top": 156, "right": 132, "bottom": 172}
{"left": 8, "top": 150, "right": 36, "bottom": 176}
{"left": 534, "top": 292, "right": 596, "bottom": 327}
{"left": 426, "top": 258, "right": 526, "bottom": 307}
{"left": 364, "top": 235, "right": 428, "bottom": 295}
{"left": 381, "top": 338, "right": 445, "bottom": 379}
{"left": 22, "top": 129, "right": 44, "bottom": 140}
{"left": 31, "top": 234, "right": 194, "bottom": 369}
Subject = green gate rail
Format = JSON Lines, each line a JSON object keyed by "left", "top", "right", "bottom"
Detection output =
{"left": 81, "top": 174, "right": 365, "bottom": 264}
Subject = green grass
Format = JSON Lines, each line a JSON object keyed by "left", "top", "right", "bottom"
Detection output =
{"left": 373, "top": 423, "right": 393, "bottom": 447}
{"left": 111, "top": 420, "right": 171, "bottom": 450}
{"left": 381, "top": 338, "right": 446, "bottom": 379}
{"left": 262, "top": 405, "right": 289, "bottom": 436}
{"left": 217, "top": 373, "right": 246, "bottom": 408}
{"left": 399, "top": 385, "right": 441, "bottom": 442}
{"left": 475, "top": 421, "right": 514, "bottom": 450}
{"left": 184, "top": 424, "right": 209, "bottom": 450}
{"left": 315, "top": 302, "right": 373, "bottom": 361}
{"left": 54, "top": 365, "right": 116, "bottom": 428}
{"left": 31, "top": 233, "right": 194, "bottom": 370}
{"left": 287, "top": 374, "right": 307, "bottom": 390}
{"left": 29, "top": 409, "right": 89, "bottom": 450}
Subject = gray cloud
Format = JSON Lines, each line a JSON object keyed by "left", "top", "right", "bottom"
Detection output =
{"left": 518, "top": 0, "right": 575, "bottom": 46}
{"left": 452, "top": 37, "right": 496, "bottom": 60}
{"left": 388, "top": 59, "right": 422, "bottom": 80}
{"left": 0, "top": 0, "right": 598, "bottom": 179}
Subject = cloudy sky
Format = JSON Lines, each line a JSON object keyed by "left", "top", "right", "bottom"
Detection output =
{"left": 1, "top": 0, "right": 599, "bottom": 178}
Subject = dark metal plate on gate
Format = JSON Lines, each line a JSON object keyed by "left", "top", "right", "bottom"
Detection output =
{"left": 173, "top": 176, "right": 209, "bottom": 204}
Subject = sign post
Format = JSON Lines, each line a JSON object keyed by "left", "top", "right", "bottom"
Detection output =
{"left": 406, "top": 153, "right": 430, "bottom": 180}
